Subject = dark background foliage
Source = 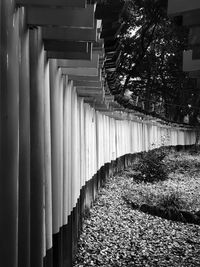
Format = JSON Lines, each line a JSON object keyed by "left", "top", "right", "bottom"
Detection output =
{"left": 115, "top": 0, "right": 200, "bottom": 124}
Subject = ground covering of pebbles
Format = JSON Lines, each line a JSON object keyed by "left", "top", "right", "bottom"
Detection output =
{"left": 73, "top": 151, "right": 200, "bottom": 266}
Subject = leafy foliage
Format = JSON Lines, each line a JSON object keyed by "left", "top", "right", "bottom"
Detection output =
{"left": 135, "top": 148, "right": 168, "bottom": 183}
{"left": 115, "top": 0, "right": 199, "bottom": 123}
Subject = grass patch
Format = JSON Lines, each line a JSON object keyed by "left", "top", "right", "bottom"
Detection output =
{"left": 123, "top": 149, "right": 200, "bottom": 213}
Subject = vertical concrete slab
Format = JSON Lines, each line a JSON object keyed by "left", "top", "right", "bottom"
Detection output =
{"left": 29, "top": 28, "right": 45, "bottom": 267}
{"left": 63, "top": 79, "right": 73, "bottom": 266}
{"left": 0, "top": 2, "right": 19, "bottom": 267}
{"left": 43, "top": 58, "right": 53, "bottom": 264}
{"left": 71, "top": 87, "right": 79, "bottom": 209}
{"left": 18, "top": 7, "right": 31, "bottom": 267}
{"left": 49, "top": 59, "right": 64, "bottom": 267}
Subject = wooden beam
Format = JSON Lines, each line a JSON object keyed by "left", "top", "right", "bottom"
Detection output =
{"left": 61, "top": 67, "right": 98, "bottom": 76}
{"left": 47, "top": 42, "right": 92, "bottom": 60}
{"left": 76, "top": 88, "right": 103, "bottom": 96}
{"left": 44, "top": 40, "right": 90, "bottom": 52}
{"left": 189, "top": 27, "right": 200, "bottom": 46}
{"left": 68, "top": 72, "right": 101, "bottom": 81}
{"left": 83, "top": 95, "right": 104, "bottom": 103}
{"left": 183, "top": 10, "right": 200, "bottom": 26}
{"left": 168, "top": 0, "right": 200, "bottom": 16}
{"left": 27, "top": 5, "right": 95, "bottom": 27}
{"left": 192, "top": 46, "right": 200, "bottom": 59}
{"left": 66, "top": 68, "right": 102, "bottom": 81}
{"left": 188, "top": 70, "right": 200, "bottom": 78}
{"left": 95, "top": 2, "right": 124, "bottom": 19}
{"left": 16, "top": 0, "right": 86, "bottom": 8}
{"left": 76, "top": 86, "right": 102, "bottom": 91}
{"left": 57, "top": 54, "right": 99, "bottom": 68}
{"left": 183, "top": 50, "right": 200, "bottom": 71}
{"left": 73, "top": 80, "right": 102, "bottom": 87}
{"left": 47, "top": 51, "right": 92, "bottom": 60}
{"left": 83, "top": 96, "right": 95, "bottom": 102}
{"left": 42, "top": 27, "right": 97, "bottom": 42}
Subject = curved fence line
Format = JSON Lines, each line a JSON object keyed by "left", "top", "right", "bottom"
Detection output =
{"left": 0, "top": 4, "right": 197, "bottom": 267}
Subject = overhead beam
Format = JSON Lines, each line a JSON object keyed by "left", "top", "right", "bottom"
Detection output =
{"left": 83, "top": 96, "right": 96, "bottom": 103}
{"left": 188, "top": 70, "right": 200, "bottom": 78}
{"left": 76, "top": 86, "right": 102, "bottom": 92}
{"left": 47, "top": 51, "right": 92, "bottom": 60}
{"left": 84, "top": 95, "right": 104, "bottom": 103}
{"left": 168, "top": 0, "right": 200, "bottom": 16}
{"left": 73, "top": 80, "right": 102, "bottom": 87}
{"left": 27, "top": 5, "right": 95, "bottom": 27}
{"left": 16, "top": 0, "right": 86, "bottom": 8}
{"left": 183, "top": 10, "right": 200, "bottom": 26}
{"left": 43, "top": 40, "right": 90, "bottom": 52}
{"left": 47, "top": 42, "right": 92, "bottom": 60}
{"left": 68, "top": 72, "right": 101, "bottom": 81}
{"left": 42, "top": 27, "right": 97, "bottom": 42}
{"left": 183, "top": 50, "right": 200, "bottom": 71}
{"left": 61, "top": 67, "right": 98, "bottom": 76}
{"left": 192, "top": 46, "right": 200, "bottom": 60}
{"left": 189, "top": 27, "right": 200, "bottom": 47}
{"left": 95, "top": 2, "right": 124, "bottom": 19}
{"left": 57, "top": 54, "right": 99, "bottom": 68}
{"left": 76, "top": 88, "right": 103, "bottom": 96}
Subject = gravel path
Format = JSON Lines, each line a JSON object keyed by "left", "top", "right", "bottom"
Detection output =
{"left": 73, "top": 152, "right": 200, "bottom": 267}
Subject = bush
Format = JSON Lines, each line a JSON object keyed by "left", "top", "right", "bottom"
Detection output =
{"left": 135, "top": 148, "right": 168, "bottom": 183}
{"left": 157, "top": 190, "right": 187, "bottom": 210}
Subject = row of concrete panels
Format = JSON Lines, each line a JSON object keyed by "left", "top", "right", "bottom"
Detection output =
{"left": 15, "top": 0, "right": 114, "bottom": 112}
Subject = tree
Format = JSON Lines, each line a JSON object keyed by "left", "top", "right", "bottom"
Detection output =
{"left": 115, "top": 0, "right": 199, "bottom": 124}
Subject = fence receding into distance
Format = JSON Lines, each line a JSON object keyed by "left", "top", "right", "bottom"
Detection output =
{"left": 0, "top": 1, "right": 197, "bottom": 267}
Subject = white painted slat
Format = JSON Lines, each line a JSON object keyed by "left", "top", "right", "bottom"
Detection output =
{"left": 49, "top": 59, "right": 63, "bottom": 234}
{"left": 44, "top": 60, "right": 53, "bottom": 250}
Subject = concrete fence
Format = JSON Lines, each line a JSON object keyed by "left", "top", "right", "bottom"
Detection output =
{"left": 0, "top": 1, "right": 197, "bottom": 267}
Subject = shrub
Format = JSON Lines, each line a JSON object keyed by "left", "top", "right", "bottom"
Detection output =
{"left": 157, "top": 190, "right": 187, "bottom": 210}
{"left": 135, "top": 148, "right": 168, "bottom": 183}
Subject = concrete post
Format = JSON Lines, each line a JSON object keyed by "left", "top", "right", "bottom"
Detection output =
{"left": 29, "top": 28, "right": 45, "bottom": 267}
{"left": 18, "top": 7, "right": 31, "bottom": 267}
{"left": 0, "top": 2, "right": 19, "bottom": 267}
